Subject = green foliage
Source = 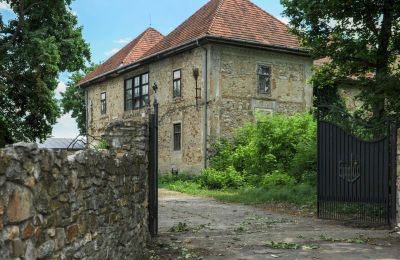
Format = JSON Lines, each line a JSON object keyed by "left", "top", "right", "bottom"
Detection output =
{"left": 281, "top": 0, "right": 400, "bottom": 121}
{"left": 159, "top": 173, "right": 200, "bottom": 185}
{"left": 0, "top": 0, "right": 90, "bottom": 145}
{"left": 268, "top": 241, "right": 300, "bottom": 250}
{"left": 94, "top": 139, "right": 109, "bottom": 150}
{"left": 209, "top": 113, "right": 317, "bottom": 186}
{"left": 261, "top": 172, "right": 295, "bottom": 190}
{"left": 200, "top": 166, "right": 245, "bottom": 190}
{"left": 169, "top": 222, "right": 190, "bottom": 233}
{"left": 160, "top": 178, "right": 316, "bottom": 207}
{"left": 60, "top": 64, "right": 98, "bottom": 135}
{"left": 160, "top": 114, "right": 317, "bottom": 207}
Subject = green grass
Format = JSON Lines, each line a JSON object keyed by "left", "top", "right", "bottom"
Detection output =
{"left": 159, "top": 175, "right": 316, "bottom": 207}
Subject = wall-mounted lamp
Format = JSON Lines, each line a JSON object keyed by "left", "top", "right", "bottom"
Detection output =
{"left": 193, "top": 68, "right": 201, "bottom": 110}
{"left": 152, "top": 82, "right": 158, "bottom": 105}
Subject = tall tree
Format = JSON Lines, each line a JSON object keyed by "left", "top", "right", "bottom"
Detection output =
{"left": 281, "top": 0, "right": 400, "bottom": 120}
{"left": 60, "top": 64, "right": 97, "bottom": 135}
{"left": 0, "top": 0, "right": 90, "bottom": 145}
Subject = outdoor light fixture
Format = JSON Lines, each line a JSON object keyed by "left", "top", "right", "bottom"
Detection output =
{"left": 193, "top": 68, "right": 201, "bottom": 110}
{"left": 171, "top": 165, "right": 179, "bottom": 176}
{"left": 152, "top": 82, "right": 158, "bottom": 104}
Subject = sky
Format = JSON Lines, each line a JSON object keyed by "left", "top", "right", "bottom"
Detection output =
{"left": 0, "top": 0, "right": 287, "bottom": 138}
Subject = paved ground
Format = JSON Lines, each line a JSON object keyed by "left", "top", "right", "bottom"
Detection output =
{"left": 149, "top": 189, "right": 400, "bottom": 260}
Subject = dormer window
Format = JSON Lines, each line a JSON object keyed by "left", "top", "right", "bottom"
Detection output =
{"left": 258, "top": 65, "right": 272, "bottom": 95}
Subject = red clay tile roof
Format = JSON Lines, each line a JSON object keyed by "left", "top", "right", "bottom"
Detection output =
{"left": 81, "top": 0, "right": 301, "bottom": 86}
{"left": 80, "top": 27, "right": 164, "bottom": 84}
{"left": 146, "top": 0, "right": 300, "bottom": 56}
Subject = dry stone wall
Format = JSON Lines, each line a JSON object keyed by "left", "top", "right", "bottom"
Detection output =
{"left": 0, "top": 122, "right": 149, "bottom": 259}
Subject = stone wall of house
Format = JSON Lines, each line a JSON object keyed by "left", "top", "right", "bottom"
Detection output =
{"left": 210, "top": 44, "right": 314, "bottom": 138}
{"left": 86, "top": 44, "right": 313, "bottom": 173}
{"left": 0, "top": 122, "right": 149, "bottom": 259}
{"left": 86, "top": 47, "right": 206, "bottom": 174}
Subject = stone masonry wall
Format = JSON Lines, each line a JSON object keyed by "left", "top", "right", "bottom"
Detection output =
{"left": 86, "top": 47, "right": 206, "bottom": 173}
{"left": 0, "top": 122, "right": 149, "bottom": 259}
{"left": 210, "top": 44, "right": 314, "bottom": 139}
{"left": 86, "top": 43, "right": 313, "bottom": 173}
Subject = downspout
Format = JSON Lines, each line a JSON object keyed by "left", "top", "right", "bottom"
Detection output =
{"left": 197, "top": 40, "right": 208, "bottom": 169}
{"left": 85, "top": 89, "right": 89, "bottom": 146}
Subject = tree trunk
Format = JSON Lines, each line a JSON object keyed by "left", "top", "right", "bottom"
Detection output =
{"left": 373, "top": 0, "right": 395, "bottom": 120}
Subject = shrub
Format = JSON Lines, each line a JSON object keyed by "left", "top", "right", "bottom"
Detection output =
{"left": 208, "top": 113, "right": 317, "bottom": 187}
{"left": 200, "top": 166, "right": 244, "bottom": 190}
{"left": 261, "top": 171, "right": 295, "bottom": 190}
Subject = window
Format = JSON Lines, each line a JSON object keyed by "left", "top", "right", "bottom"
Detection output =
{"left": 173, "top": 69, "right": 181, "bottom": 98}
{"left": 124, "top": 73, "right": 149, "bottom": 110}
{"left": 173, "top": 123, "right": 181, "bottom": 151}
{"left": 258, "top": 65, "right": 272, "bottom": 95}
{"left": 100, "top": 92, "right": 107, "bottom": 114}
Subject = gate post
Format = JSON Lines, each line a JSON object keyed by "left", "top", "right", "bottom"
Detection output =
{"left": 389, "top": 122, "right": 398, "bottom": 228}
{"left": 148, "top": 83, "right": 159, "bottom": 237}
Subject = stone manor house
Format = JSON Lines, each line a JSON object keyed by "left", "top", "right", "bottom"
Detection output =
{"left": 78, "top": 0, "right": 313, "bottom": 173}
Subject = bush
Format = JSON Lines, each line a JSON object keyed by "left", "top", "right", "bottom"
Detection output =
{"left": 200, "top": 166, "right": 245, "bottom": 190}
{"left": 208, "top": 113, "right": 317, "bottom": 187}
{"left": 261, "top": 171, "right": 295, "bottom": 190}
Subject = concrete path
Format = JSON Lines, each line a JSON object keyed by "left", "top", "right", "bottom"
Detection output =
{"left": 150, "top": 189, "right": 400, "bottom": 260}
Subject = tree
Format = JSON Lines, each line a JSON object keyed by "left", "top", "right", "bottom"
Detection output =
{"left": 281, "top": 0, "right": 400, "bottom": 121}
{"left": 60, "top": 64, "right": 97, "bottom": 135}
{"left": 0, "top": 0, "right": 90, "bottom": 145}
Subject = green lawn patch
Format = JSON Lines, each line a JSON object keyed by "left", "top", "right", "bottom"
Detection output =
{"left": 159, "top": 176, "right": 316, "bottom": 207}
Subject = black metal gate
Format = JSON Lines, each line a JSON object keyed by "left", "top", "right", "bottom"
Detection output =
{"left": 148, "top": 84, "right": 159, "bottom": 237}
{"left": 317, "top": 108, "right": 397, "bottom": 227}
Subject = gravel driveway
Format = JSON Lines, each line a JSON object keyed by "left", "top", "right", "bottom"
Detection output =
{"left": 149, "top": 189, "right": 400, "bottom": 260}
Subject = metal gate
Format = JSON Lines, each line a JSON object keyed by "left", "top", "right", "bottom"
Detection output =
{"left": 148, "top": 84, "right": 159, "bottom": 237}
{"left": 317, "top": 107, "right": 397, "bottom": 227}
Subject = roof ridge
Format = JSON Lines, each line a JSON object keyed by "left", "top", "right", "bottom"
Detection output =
{"left": 207, "top": 0, "right": 226, "bottom": 35}
{"left": 122, "top": 28, "right": 150, "bottom": 64}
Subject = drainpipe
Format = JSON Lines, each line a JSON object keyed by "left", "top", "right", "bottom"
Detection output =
{"left": 197, "top": 40, "right": 209, "bottom": 169}
{"left": 85, "top": 89, "right": 89, "bottom": 146}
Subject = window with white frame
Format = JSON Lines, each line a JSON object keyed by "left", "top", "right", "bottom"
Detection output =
{"left": 100, "top": 92, "right": 107, "bottom": 114}
{"left": 173, "top": 69, "right": 181, "bottom": 98}
{"left": 258, "top": 65, "right": 272, "bottom": 95}
{"left": 124, "top": 73, "right": 149, "bottom": 110}
{"left": 173, "top": 123, "right": 181, "bottom": 151}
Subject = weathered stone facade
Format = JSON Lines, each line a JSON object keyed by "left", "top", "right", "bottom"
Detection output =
{"left": 0, "top": 122, "right": 149, "bottom": 259}
{"left": 86, "top": 44, "right": 313, "bottom": 173}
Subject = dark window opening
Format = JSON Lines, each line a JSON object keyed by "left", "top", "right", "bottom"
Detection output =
{"left": 125, "top": 73, "right": 149, "bottom": 110}
{"left": 173, "top": 123, "right": 181, "bottom": 151}
{"left": 100, "top": 92, "right": 107, "bottom": 114}
{"left": 258, "top": 65, "right": 272, "bottom": 95}
{"left": 173, "top": 69, "right": 181, "bottom": 98}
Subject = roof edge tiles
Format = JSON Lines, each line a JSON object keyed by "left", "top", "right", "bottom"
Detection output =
{"left": 79, "top": 0, "right": 307, "bottom": 87}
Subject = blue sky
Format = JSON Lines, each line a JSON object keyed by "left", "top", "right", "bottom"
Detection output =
{"left": 1, "top": 0, "right": 287, "bottom": 138}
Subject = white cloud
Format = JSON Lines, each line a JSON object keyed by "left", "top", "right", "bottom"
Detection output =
{"left": 105, "top": 48, "right": 120, "bottom": 57}
{"left": 52, "top": 113, "right": 79, "bottom": 138}
{"left": 55, "top": 81, "right": 67, "bottom": 99}
{"left": 0, "top": 2, "right": 11, "bottom": 11}
{"left": 114, "top": 38, "right": 130, "bottom": 44}
{"left": 56, "top": 81, "right": 67, "bottom": 94}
